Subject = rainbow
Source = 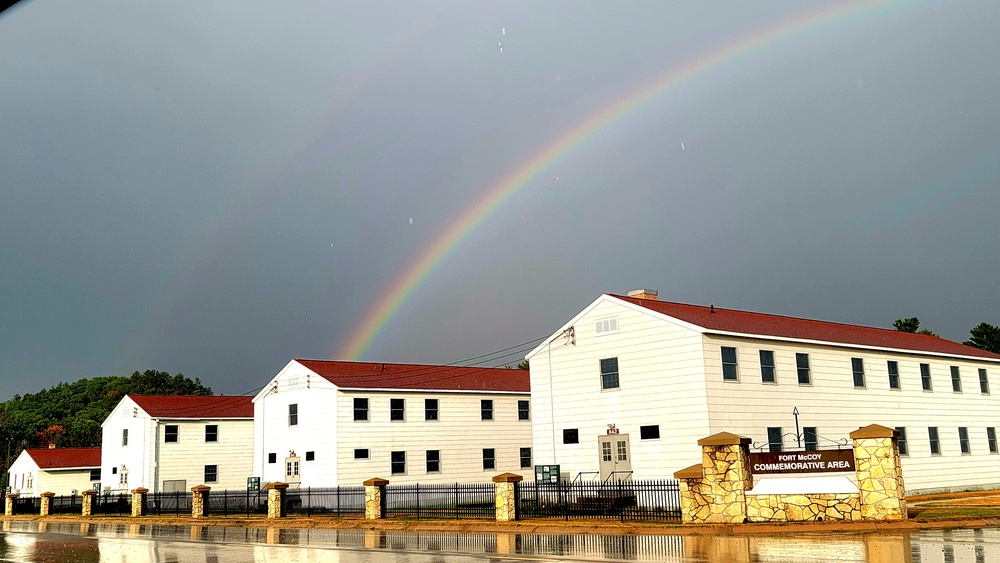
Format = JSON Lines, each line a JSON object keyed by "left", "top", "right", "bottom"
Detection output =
{"left": 337, "top": 1, "right": 901, "bottom": 360}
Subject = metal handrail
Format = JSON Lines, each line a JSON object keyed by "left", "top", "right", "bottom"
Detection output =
{"left": 572, "top": 471, "right": 600, "bottom": 485}
{"left": 603, "top": 470, "right": 633, "bottom": 484}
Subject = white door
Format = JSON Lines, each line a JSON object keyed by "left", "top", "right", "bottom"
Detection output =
{"left": 285, "top": 457, "right": 300, "bottom": 487}
{"left": 598, "top": 434, "right": 632, "bottom": 481}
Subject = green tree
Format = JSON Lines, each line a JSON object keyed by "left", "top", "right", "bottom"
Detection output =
{"left": 966, "top": 322, "right": 1000, "bottom": 354}
{"left": 892, "top": 317, "right": 921, "bottom": 333}
{"left": 516, "top": 360, "right": 529, "bottom": 370}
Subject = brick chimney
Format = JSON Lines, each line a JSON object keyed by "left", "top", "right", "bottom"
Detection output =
{"left": 48, "top": 443, "right": 56, "bottom": 449}
{"left": 627, "top": 289, "right": 658, "bottom": 300}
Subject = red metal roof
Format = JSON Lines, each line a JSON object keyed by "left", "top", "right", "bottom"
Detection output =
{"left": 295, "top": 360, "right": 530, "bottom": 393}
{"left": 129, "top": 395, "right": 254, "bottom": 418}
{"left": 26, "top": 447, "right": 101, "bottom": 469}
{"left": 612, "top": 295, "right": 1000, "bottom": 361}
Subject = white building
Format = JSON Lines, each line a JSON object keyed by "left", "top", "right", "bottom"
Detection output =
{"left": 100, "top": 395, "right": 254, "bottom": 493}
{"left": 7, "top": 447, "right": 101, "bottom": 497}
{"left": 527, "top": 290, "right": 1000, "bottom": 493}
{"left": 253, "top": 360, "right": 533, "bottom": 486}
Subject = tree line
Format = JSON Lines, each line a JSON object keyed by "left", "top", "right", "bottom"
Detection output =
{"left": 0, "top": 369, "right": 211, "bottom": 472}
{"left": 893, "top": 317, "right": 1000, "bottom": 354}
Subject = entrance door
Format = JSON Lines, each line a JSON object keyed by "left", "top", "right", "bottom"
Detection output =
{"left": 598, "top": 434, "right": 632, "bottom": 481}
{"left": 285, "top": 457, "right": 301, "bottom": 487}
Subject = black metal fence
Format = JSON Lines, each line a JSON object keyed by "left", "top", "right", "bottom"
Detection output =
{"left": 92, "top": 492, "right": 131, "bottom": 516}
{"left": 145, "top": 491, "right": 191, "bottom": 516}
{"left": 284, "top": 487, "right": 364, "bottom": 517}
{"left": 11, "top": 496, "right": 40, "bottom": 515}
{"left": 516, "top": 479, "right": 681, "bottom": 522}
{"left": 205, "top": 489, "right": 267, "bottom": 517}
{"left": 385, "top": 482, "right": 495, "bottom": 519}
{"left": 49, "top": 495, "right": 82, "bottom": 515}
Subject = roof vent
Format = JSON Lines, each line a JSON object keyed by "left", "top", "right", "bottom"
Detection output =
{"left": 627, "top": 289, "right": 658, "bottom": 301}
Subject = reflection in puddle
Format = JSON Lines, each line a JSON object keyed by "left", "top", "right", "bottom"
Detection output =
{"left": 2, "top": 520, "right": 1000, "bottom": 562}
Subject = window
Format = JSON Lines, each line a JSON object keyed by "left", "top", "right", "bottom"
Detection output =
{"left": 520, "top": 447, "right": 532, "bottom": 469}
{"left": 766, "top": 427, "right": 783, "bottom": 453}
{"left": 980, "top": 369, "right": 990, "bottom": 394}
{"left": 929, "top": 427, "right": 941, "bottom": 455}
{"left": 89, "top": 469, "right": 101, "bottom": 481}
{"left": 354, "top": 398, "right": 369, "bottom": 421}
{"left": 600, "top": 357, "right": 620, "bottom": 389}
{"left": 391, "top": 451, "right": 406, "bottom": 474}
{"left": 851, "top": 357, "right": 866, "bottom": 388}
{"left": 112, "top": 467, "right": 117, "bottom": 475}
{"left": 288, "top": 403, "right": 299, "bottom": 426}
{"left": 426, "top": 450, "right": 440, "bottom": 472}
{"left": 205, "top": 425, "right": 218, "bottom": 442}
{"left": 896, "top": 427, "right": 908, "bottom": 456}
{"left": 305, "top": 451, "right": 315, "bottom": 461}
{"left": 482, "top": 448, "right": 496, "bottom": 470}
{"left": 804, "top": 427, "right": 818, "bottom": 451}
{"left": 563, "top": 429, "right": 579, "bottom": 444}
{"left": 759, "top": 350, "right": 776, "bottom": 383}
{"left": 204, "top": 465, "right": 218, "bottom": 483}
{"left": 796, "top": 353, "right": 811, "bottom": 385}
{"left": 988, "top": 428, "right": 998, "bottom": 454}
{"left": 268, "top": 453, "right": 276, "bottom": 464}
{"left": 481, "top": 399, "right": 493, "bottom": 420}
{"left": 122, "top": 429, "right": 128, "bottom": 447}
{"left": 721, "top": 346, "right": 739, "bottom": 381}
{"left": 951, "top": 366, "right": 962, "bottom": 392}
{"left": 920, "top": 363, "right": 932, "bottom": 391}
{"left": 164, "top": 425, "right": 178, "bottom": 443}
{"left": 640, "top": 425, "right": 660, "bottom": 440}
{"left": 425, "top": 399, "right": 438, "bottom": 421}
{"left": 285, "top": 459, "right": 299, "bottom": 478}
{"left": 595, "top": 317, "right": 618, "bottom": 336}
{"left": 518, "top": 400, "right": 530, "bottom": 420}
{"left": 390, "top": 398, "right": 405, "bottom": 421}
{"left": 959, "top": 427, "right": 971, "bottom": 454}
{"left": 887, "top": 361, "right": 900, "bottom": 390}
{"left": 354, "top": 449, "right": 370, "bottom": 460}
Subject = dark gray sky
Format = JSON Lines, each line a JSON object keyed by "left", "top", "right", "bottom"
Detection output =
{"left": 2, "top": 1, "right": 999, "bottom": 399}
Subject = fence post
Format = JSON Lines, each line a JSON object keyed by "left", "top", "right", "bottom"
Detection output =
{"left": 131, "top": 488, "right": 149, "bottom": 517}
{"left": 363, "top": 478, "right": 388, "bottom": 520}
{"left": 851, "top": 424, "right": 906, "bottom": 521}
{"left": 266, "top": 482, "right": 289, "bottom": 519}
{"left": 5, "top": 494, "right": 18, "bottom": 516}
{"left": 81, "top": 490, "right": 96, "bottom": 517}
{"left": 191, "top": 485, "right": 211, "bottom": 518}
{"left": 492, "top": 473, "right": 522, "bottom": 522}
{"left": 39, "top": 492, "right": 54, "bottom": 516}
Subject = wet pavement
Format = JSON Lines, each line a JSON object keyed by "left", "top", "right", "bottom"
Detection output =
{"left": 3, "top": 520, "right": 1000, "bottom": 562}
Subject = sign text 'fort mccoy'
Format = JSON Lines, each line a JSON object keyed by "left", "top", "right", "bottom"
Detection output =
{"left": 748, "top": 449, "right": 856, "bottom": 475}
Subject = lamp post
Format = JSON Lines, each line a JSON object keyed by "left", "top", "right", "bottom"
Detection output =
{"left": 793, "top": 407, "right": 801, "bottom": 449}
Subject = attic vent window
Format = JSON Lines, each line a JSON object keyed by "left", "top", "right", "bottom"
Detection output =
{"left": 595, "top": 317, "right": 618, "bottom": 336}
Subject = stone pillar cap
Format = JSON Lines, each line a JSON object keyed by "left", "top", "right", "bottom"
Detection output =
{"left": 191, "top": 485, "right": 212, "bottom": 492}
{"left": 492, "top": 472, "right": 523, "bottom": 483}
{"left": 82, "top": 490, "right": 98, "bottom": 495}
{"left": 5, "top": 494, "right": 19, "bottom": 499}
{"left": 673, "top": 464, "right": 703, "bottom": 480}
{"left": 131, "top": 487, "right": 149, "bottom": 494}
{"left": 363, "top": 477, "right": 389, "bottom": 486}
{"left": 850, "top": 424, "right": 899, "bottom": 439}
{"left": 40, "top": 492, "right": 55, "bottom": 498}
{"left": 265, "top": 482, "right": 289, "bottom": 490}
{"left": 697, "top": 431, "right": 751, "bottom": 446}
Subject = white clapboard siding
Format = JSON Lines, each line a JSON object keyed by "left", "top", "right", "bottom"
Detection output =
{"left": 529, "top": 297, "right": 710, "bottom": 482}
{"left": 101, "top": 396, "right": 156, "bottom": 492}
{"left": 153, "top": 419, "right": 254, "bottom": 491}
{"left": 334, "top": 390, "right": 533, "bottom": 485}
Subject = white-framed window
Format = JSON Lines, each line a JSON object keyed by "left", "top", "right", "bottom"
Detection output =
{"left": 895, "top": 427, "right": 908, "bottom": 456}
{"left": 766, "top": 427, "right": 782, "bottom": 452}
{"left": 759, "top": 350, "right": 776, "bottom": 383}
{"left": 959, "top": 427, "right": 971, "bottom": 454}
{"left": 288, "top": 403, "right": 299, "bottom": 426}
{"left": 980, "top": 369, "right": 990, "bottom": 394}
{"left": 887, "top": 361, "right": 900, "bottom": 390}
{"left": 600, "top": 358, "right": 620, "bottom": 390}
{"left": 920, "top": 363, "right": 932, "bottom": 391}
{"left": 851, "top": 358, "right": 866, "bottom": 388}
{"left": 951, "top": 366, "right": 962, "bottom": 392}
{"left": 122, "top": 429, "right": 128, "bottom": 447}
{"left": 390, "top": 398, "right": 405, "bottom": 421}
{"left": 595, "top": 317, "right": 619, "bottom": 336}
{"left": 796, "top": 353, "right": 811, "bottom": 385}
{"left": 204, "top": 465, "right": 218, "bottom": 483}
{"left": 482, "top": 448, "right": 496, "bottom": 470}
{"left": 721, "top": 347, "right": 738, "bottom": 381}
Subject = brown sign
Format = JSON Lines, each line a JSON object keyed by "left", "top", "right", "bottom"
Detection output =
{"left": 748, "top": 449, "right": 855, "bottom": 475}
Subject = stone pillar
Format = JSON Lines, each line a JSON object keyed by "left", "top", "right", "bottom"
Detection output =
{"left": 496, "top": 532, "right": 517, "bottom": 555}
{"left": 130, "top": 488, "right": 149, "bottom": 517}
{"left": 39, "top": 492, "right": 54, "bottom": 516}
{"left": 5, "top": 494, "right": 18, "bottom": 516}
{"left": 266, "top": 482, "right": 289, "bottom": 519}
{"left": 851, "top": 424, "right": 907, "bottom": 520}
{"left": 363, "top": 478, "right": 388, "bottom": 520}
{"left": 81, "top": 490, "right": 96, "bottom": 517}
{"left": 191, "top": 485, "right": 211, "bottom": 518}
{"left": 674, "top": 432, "right": 752, "bottom": 524}
{"left": 492, "top": 472, "right": 522, "bottom": 522}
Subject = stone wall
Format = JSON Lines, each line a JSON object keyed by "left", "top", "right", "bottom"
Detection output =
{"left": 674, "top": 432, "right": 752, "bottom": 524}
{"left": 746, "top": 493, "right": 861, "bottom": 522}
{"left": 851, "top": 426, "right": 907, "bottom": 520}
